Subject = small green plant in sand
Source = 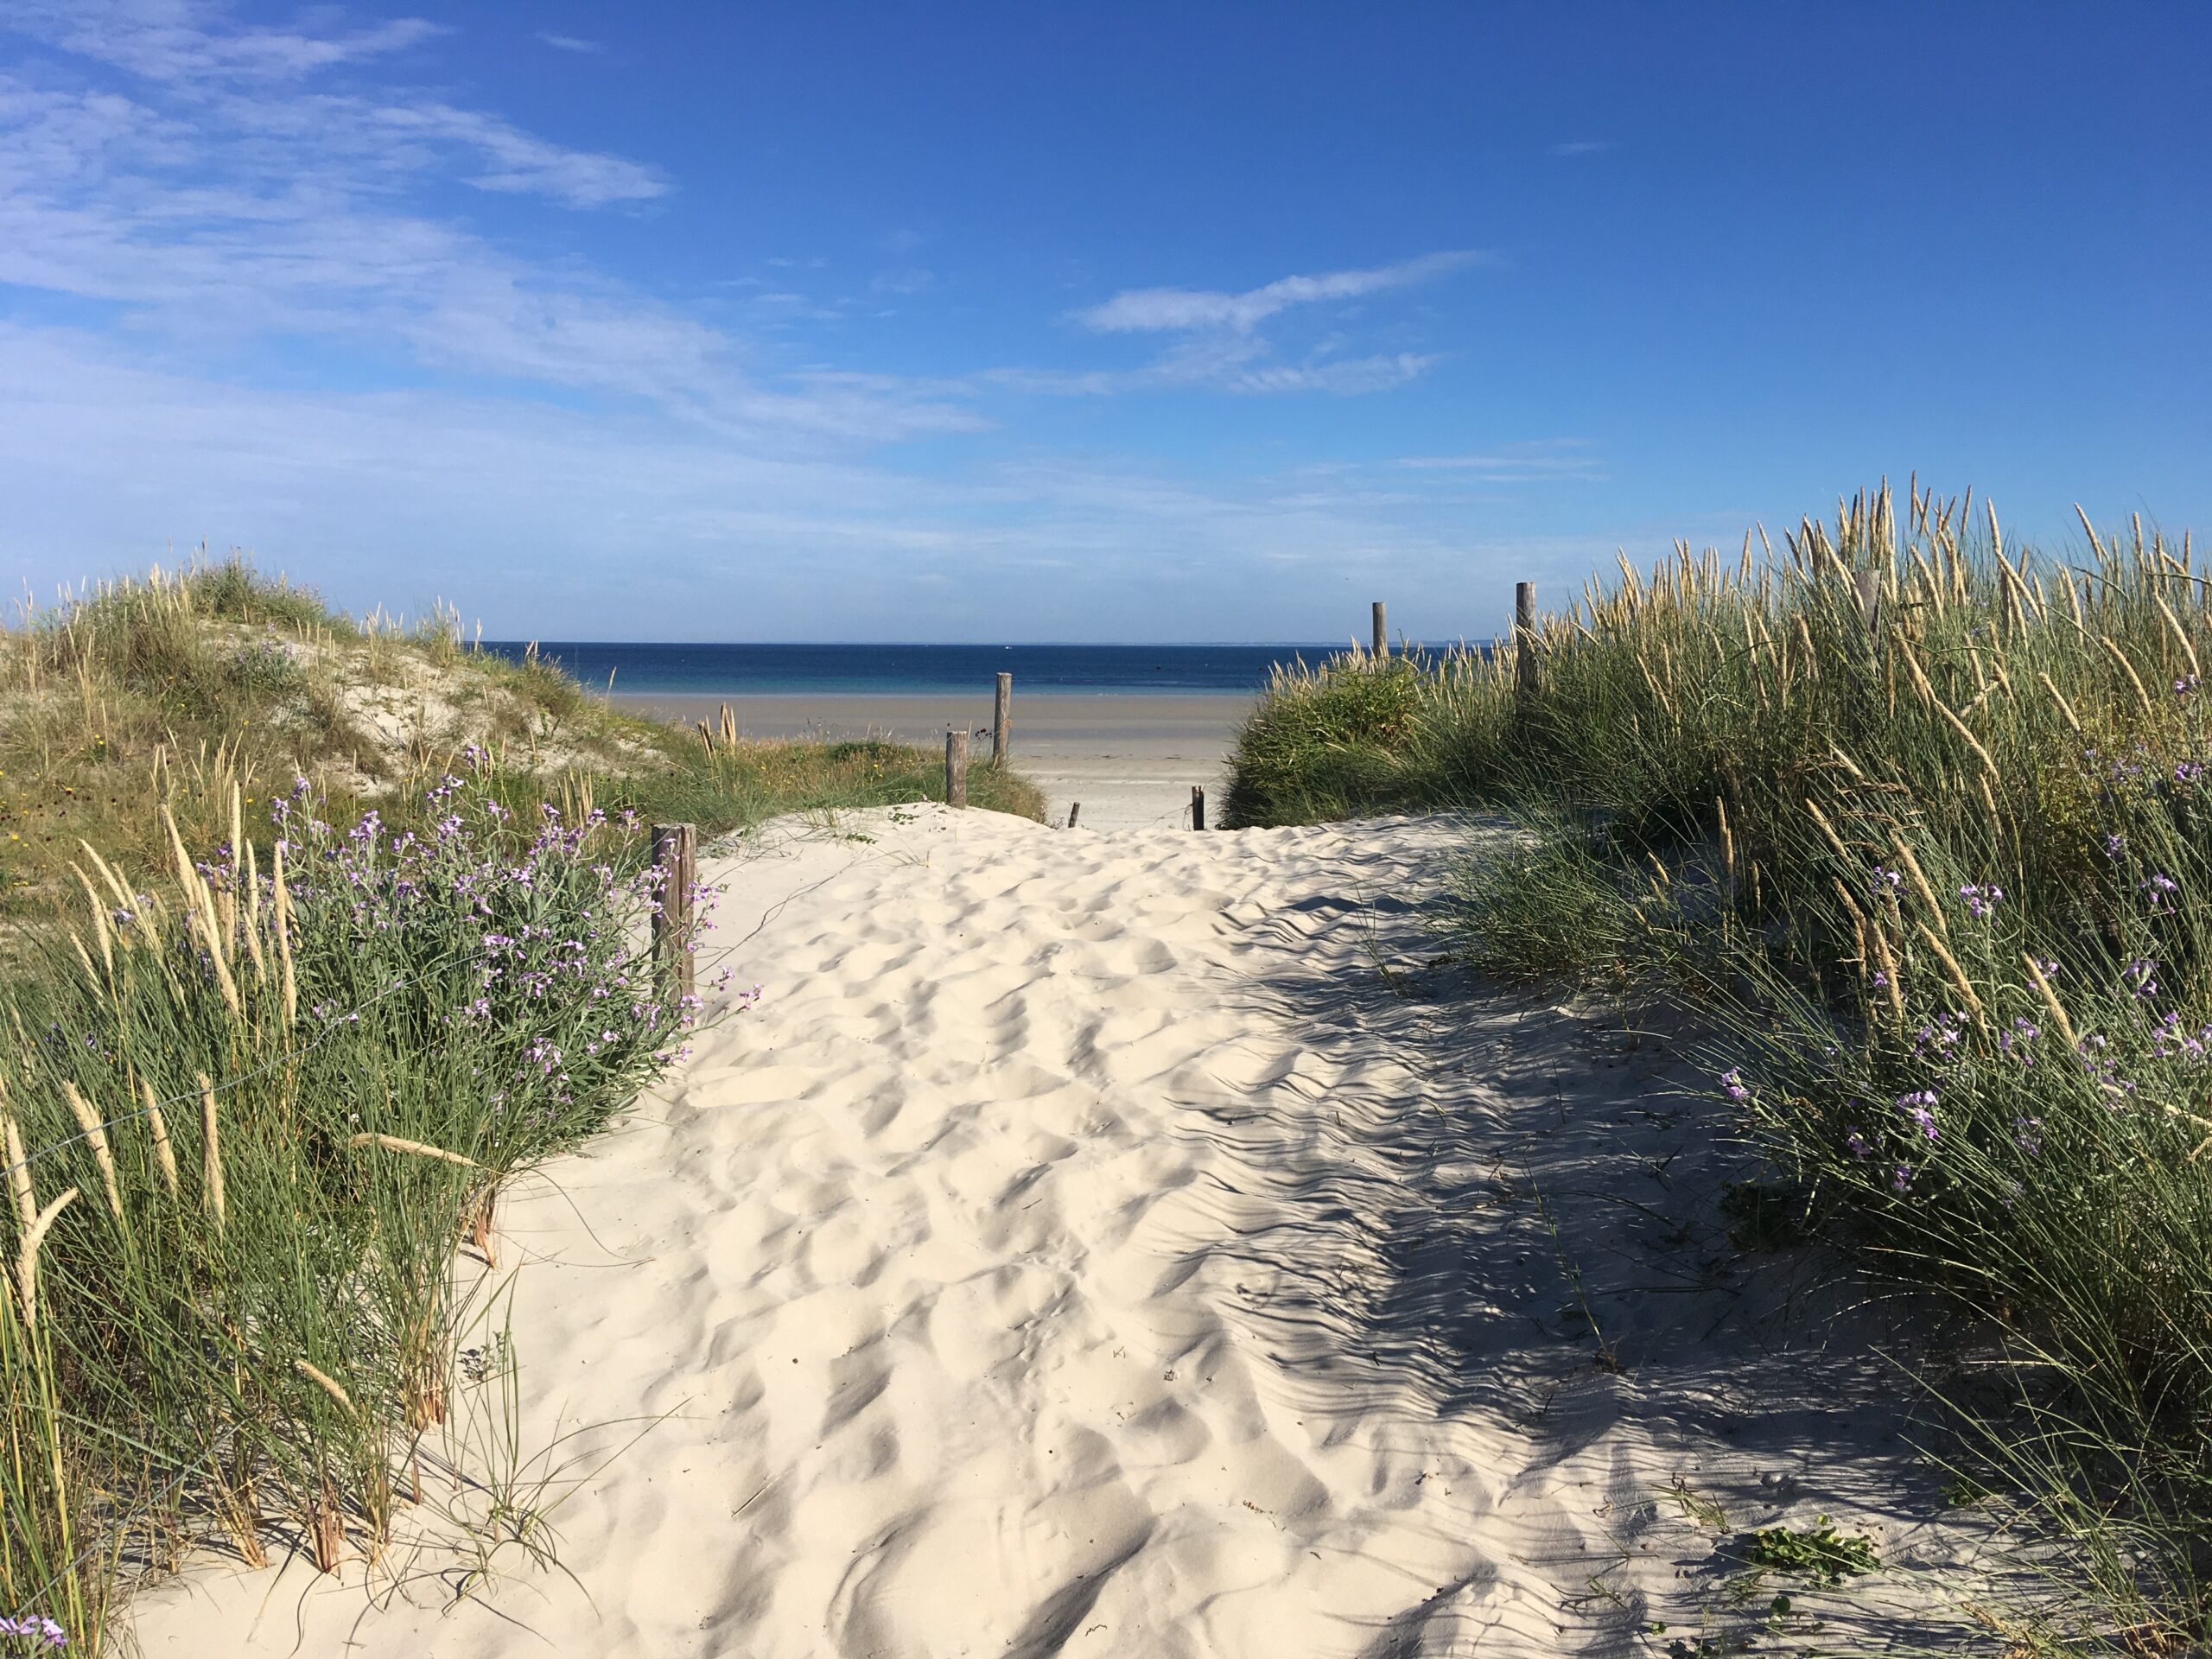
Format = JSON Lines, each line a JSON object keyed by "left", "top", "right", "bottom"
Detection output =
{"left": 1743, "top": 1519, "right": 1880, "bottom": 1586}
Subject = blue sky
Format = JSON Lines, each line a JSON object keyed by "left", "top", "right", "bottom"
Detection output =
{"left": 1, "top": 3, "right": 2206, "bottom": 642}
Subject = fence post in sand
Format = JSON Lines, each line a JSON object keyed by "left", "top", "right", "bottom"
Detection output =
{"left": 1191, "top": 785, "right": 1207, "bottom": 830}
{"left": 1514, "top": 581, "right": 1539, "bottom": 697}
{"left": 993, "top": 672, "right": 1012, "bottom": 765}
{"left": 1372, "top": 601, "right": 1388, "bottom": 658}
{"left": 651, "top": 823, "right": 696, "bottom": 1003}
{"left": 945, "top": 730, "right": 969, "bottom": 808}
{"left": 1066, "top": 802, "right": 1081, "bottom": 830}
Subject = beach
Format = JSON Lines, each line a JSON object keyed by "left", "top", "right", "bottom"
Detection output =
{"left": 133, "top": 804, "right": 1961, "bottom": 1657}
{"left": 617, "top": 691, "right": 1251, "bottom": 830}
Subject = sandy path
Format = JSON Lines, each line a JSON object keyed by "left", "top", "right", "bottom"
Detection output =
{"left": 136, "top": 807, "right": 1962, "bottom": 1657}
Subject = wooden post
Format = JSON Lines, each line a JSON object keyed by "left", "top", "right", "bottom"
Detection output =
{"left": 1372, "top": 601, "right": 1388, "bottom": 658}
{"left": 1514, "top": 581, "right": 1538, "bottom": 696}
{"left": 944, "top": 730, "right": 969, "bottom": 808}
{"left": 993, "top": 672, "right": 1012, "bottom": 765}
{"left": 1191, "top": 785, "right": 1206, "bottom": 830}
{"left": 1854, "top": 565, "right": 1882, "bottom": 642}
{"left": 1066, "top": 802, "right": 1081, "bottom": 829}
{"left": 651, "top": 823, "right": 696, "bottom": 1002}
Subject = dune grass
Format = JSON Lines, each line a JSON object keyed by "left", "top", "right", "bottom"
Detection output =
{"left": 0, "top": 558, "right": 1039, "bottom": 1652}
{"left": 0, "top": 770, "right": 697, "bottom": 1652}
{"left": 1225, "top": 484, "right": 2212, "bottom": 1649}
{"left": 0, "top": 559, "right": 1041, "bottom": 925}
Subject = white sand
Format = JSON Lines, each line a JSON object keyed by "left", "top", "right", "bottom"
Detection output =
{"left": 134, "top": 807, "right": 1971, "bottom": 1656}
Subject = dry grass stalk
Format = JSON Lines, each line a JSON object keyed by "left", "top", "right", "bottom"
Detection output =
{"left": 4, "top": 1117, "right": 34, "bottom": 1232}
{"left": 1917, "top": 923, "right": 1986, "bottom": 1024}
{"left": 1804, "top": 798, "right": 1856, "bottom": 869}
{"left": 2076, "top": 503, "right": 2110, "bottom": 564}
{"left": 16, "top": 1187, "right": 78, "bottom": 1334}
{"left": 1923, "top": 683, "right": 2002, "bottom": 781}
{"left": 348, "top": 1132, "right": 478, "bottom": 1168}
{"left": 239, "top": 836, "right": 266, "bottom": 983}
{"left": 1715, "top": 796, "right": 1736, "bottom": 887}
{"left": 308, "top": 1486, "right": 345, "bottom": 1574}
{"left": 1867, "top": 925, "right": 1907, "bottom": 1023}
{"left": 2154, "top": 592, "right": 2202, "bottom": 680}
{"left": 197, "top": 1072, "right": 225, "bottom": 1227}
{"left": 1887, "top": 834, "right": 1950, "bottom": 937}
{"left": 2022, "top": 954, "right": 2080, "bottom": 1050}
{"left": 274, "top": 837, "right": 297, "bottom": 1027}
{"left": 2038, "top": 671, "right": 2085, "bottom": 734}
{"left": 467, "top": 1187, "right": 499, "bottom": 1268}
{"left": 294, "top": 1357, "right": 355, "bottom": 1414}
{"left": 140, "top": 1078, "right": 180, "bottom": 1196}
{"left": 2101, "top": 633, "right": 2157, "bottom": 716}
{"left": 60, "top": 1082, "right": 123, "bottom": 1221}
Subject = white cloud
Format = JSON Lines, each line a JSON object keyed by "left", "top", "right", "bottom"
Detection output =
{"left": 0, "top": 1, "right": 1510, "bottom": 637}
{"left": 1396, "top": 442, "right": 1604, "bottom": 482}
{"left": 1073, "top": 251, "right": 1481, "bottom": 334}
{"left": 4, "top": 0, "right": 440, "bottom": 83}
{"left": 536, "top": 33, "right": 604, "bottom": 54}
{"left": 0, "top": 325, "right": 1612, "bottom": 639}
{"left": 0, "top": 8, "right": 988, "bottom": 438}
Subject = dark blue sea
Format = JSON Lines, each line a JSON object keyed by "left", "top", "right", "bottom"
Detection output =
{"left": 480, "top": 642, "right": 1341, "bottom": 697}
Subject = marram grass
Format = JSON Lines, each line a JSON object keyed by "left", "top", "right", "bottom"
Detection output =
{"left": 0, "top": 766, "right": 706, "bottom": 1651}
{"left": 1227, "top": 482, "right": 2212, "bottom": 1649}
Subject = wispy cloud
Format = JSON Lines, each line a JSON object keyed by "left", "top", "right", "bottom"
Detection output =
{"left": 1551, "top": 139, "right": 1610, "bottom": 157}
{"left": 536, "top": 32, "right": 603, "bottom": 54}
{"left": 1073, "top": 251, "right": 1481, "bottom": 334}
{"left": 1396, "top": 441, "right": 1605, "bottom": 482}
{"left": 0, "top": 0, "right": 984, "bottom": 439}
{"left": 7, "top": 0, "right": 440, "bottom": 83}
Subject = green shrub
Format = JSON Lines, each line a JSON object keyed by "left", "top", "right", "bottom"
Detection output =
{"left": 0, "top": 765, "right": 701, "bottom": 1647}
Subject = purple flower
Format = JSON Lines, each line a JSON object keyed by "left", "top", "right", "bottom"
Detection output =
{"left": 2106, "top": 833, "right": 2127, "bottom": 861}
{"left": 1897, "top": 1090, "right": 1939, "bottom": 1142}
{"left": 1958, "top": 882, "right": 2004, "bottom": 921}
{"left": 2128, "top": 957, "right": 2161, "bottom": 999}
{"left": 1719, "top": 1069, "right": 1750, "bottom": 1103}
{"left": 2012, "top": 1115, "right": 2043, "bottom": 1157}
{"left": 1891, "top": 1164, "right": 1914, "bottom": 1192}
{"left": 1845, "top": 1126, "right": 1872, "bottom": 1160}
{"left": 2139, "top": 873, "right": 2180, "bottom": 914}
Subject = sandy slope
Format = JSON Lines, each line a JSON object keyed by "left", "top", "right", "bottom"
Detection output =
{"left": 135, "top": 806, "right": 1967, "bottom": 1658}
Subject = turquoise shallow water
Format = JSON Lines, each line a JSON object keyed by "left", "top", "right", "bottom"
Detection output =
{"left": 481, "top": 642, "right": 1338, "bottom": 696}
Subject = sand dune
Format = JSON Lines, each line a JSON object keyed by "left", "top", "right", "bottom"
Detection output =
{"left": 135, "top": 806, "right": 1968, "bottom": 1656}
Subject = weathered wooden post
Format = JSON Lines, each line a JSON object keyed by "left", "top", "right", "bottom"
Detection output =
{"left": 1372, "top": 601, "right": 1388, "bottom": 658}
{"left": 944, "top": 730, "right": 969, "bottom": 808}
{"left": 993, "top": 672, "right": 1012, "bottom": 765}
{"left": 1191, "top": 785, "right": 1206, "bottom": 830}
{"left": 1854, "top": 565, "right": 1882, "bottom": 643}
{"left": 1066, "top": 802, "right": 1081, "bottom": 829}
{"left": 1515, "top": 581, "right": 1538, "bottom": 696}
{"left": 651, "top": 822, "right": 696, "bottom": 1002}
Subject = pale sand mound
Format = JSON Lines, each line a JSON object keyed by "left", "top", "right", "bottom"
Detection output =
{"left": 135, "top": 806, "right": 1971, "bottom": 1657}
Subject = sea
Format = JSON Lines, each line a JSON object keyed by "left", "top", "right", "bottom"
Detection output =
{"left": 478, "top": 642, "right": 1345, "bottom": 697}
